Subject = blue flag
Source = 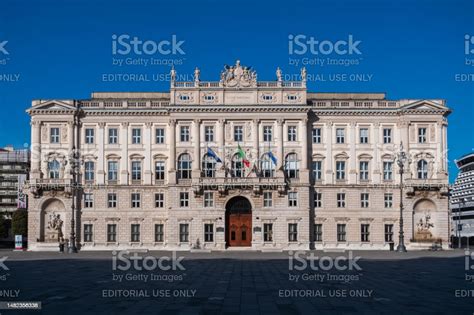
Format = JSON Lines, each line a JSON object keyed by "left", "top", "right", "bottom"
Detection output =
{"left": 207, "top": 147, "right": 222, "bottom": 163}
{"left": 267, "top": 151, "right": 277, "bottom": 165}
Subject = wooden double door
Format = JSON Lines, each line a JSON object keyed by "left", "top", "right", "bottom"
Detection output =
{"left": 227, "top": 213, "right": 252, "bottom": 247}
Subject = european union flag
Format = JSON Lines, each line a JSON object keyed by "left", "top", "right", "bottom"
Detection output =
{"left": 267, "top": 151, "right": 277, "bottom": 165}
{"left": 207, "top": 147, "right": 222, "bottom": 163}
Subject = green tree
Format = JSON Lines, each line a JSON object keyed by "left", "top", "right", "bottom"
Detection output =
{"left": 11, "top": 209, "right": 27, "bottom": 237}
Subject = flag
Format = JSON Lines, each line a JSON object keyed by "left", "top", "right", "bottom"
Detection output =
{"left": 267, "top": 151, "right": 277, "bottom": 165}
{"left": 237, "top": 144, "right": 251, "bottom": 168}
{"left": 207, "top": 147, "right": 222, "bottom": 163}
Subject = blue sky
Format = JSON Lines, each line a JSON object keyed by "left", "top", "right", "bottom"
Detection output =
{"left": 0, "top": 0, "right": 472, "bottom": 182}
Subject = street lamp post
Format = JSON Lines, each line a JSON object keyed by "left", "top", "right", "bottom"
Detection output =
{"left": 396, "top": 142, "right": 408, "bottom": 253}
{"left": 68, "top": 146, "right": 79, "bottom": 253}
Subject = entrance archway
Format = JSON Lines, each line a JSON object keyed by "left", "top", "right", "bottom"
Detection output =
{"left": 225, "top": 196, "right": 252, "bottom": 247}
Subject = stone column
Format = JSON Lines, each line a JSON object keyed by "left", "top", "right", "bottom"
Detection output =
{"left": 349, "top": 122, "right": 357, "bottom": 184}
{"left": 97, "top": 122, "right": 105, "bottom": 184}
{"left": 253, "top": 119, "right": 259, "bottom": 162}
{"left": 437, "top": 121, "right": 444, "bottom": 175}
{"left": 217, "top": 119, "right": 225, "bottom": 177}
{"left": 144, "top": 122, "right": 152, "bottom": 184}
{"left": 325, "top": 122, "right": 333, "bottom": 184}
{"left": 373, "top": 122, "right": 380, "bottom": 184}
{"left": 299, "top": 118, "right": 309, "bottom": 182}
{"left": 192, "top": 119, "right": 201, "bottom": 177}
{"left": 168, "top": 119, "right": 176, "bottom": 184}
{"left": 120, "top": 122, "right": 129, "bottom": 185}
{"left": 30, "top": 120, "right": 42, "bottom": 179}
{"left": 276, "top": 119, "right": 284, "bottom": 173}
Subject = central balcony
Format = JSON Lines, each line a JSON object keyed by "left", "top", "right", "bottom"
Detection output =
{"left": 192, "top": 176, "right": 287, "bottom": 196}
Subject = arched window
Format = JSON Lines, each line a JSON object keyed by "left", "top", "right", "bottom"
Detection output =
{"left": 202, "top": 154, "right": 217, "bottom": 178}
{"left": 417, "top": 159, "right": 428, "bottom": 179}
{"left": 178, "top": 154, "right": 192, "bottom": 179}
{"left": 285, "top": 153, "right": 299, "bottom": 179}
{"left": 260, "top": 154, "right": 275, "bottom": 178}
{"left": 48, "top": 159, "right": 60, "bottom": 179}
{"left": 231, "top": 154, "right": 244, "bottom": 178}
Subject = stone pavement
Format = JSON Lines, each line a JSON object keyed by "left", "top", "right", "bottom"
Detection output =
{"left": 0, "top": 250, "right": 473, "bottom": 314}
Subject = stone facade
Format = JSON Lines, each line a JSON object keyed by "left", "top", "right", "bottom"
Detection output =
{"left": 25, "top": 61, "right": 451, "bottom": 251}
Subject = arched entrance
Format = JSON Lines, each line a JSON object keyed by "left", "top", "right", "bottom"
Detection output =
{"left": 225, "top": 196, "right": 252, "bottom": 247}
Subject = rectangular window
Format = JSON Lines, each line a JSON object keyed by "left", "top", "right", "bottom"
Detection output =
{"left": 179, "top": 224, "right": 189, "bottom": 242}
{"left": 263, "top": 223, "right": 273, "bottom": 242}
{"left": 180, "top": 192, "right": 189, "bottom": 207}
{"left": 288, "top": 223, "right": 298, "bottom": 242}
{"left": 85, "top": 128, "right": 95, "bottom": 144}
{"left": 287, "top": 126, "right": 297, "bottom": 141}
{"left": 383, "top": 162, "right": 393, "bottom": 180}
{"left": 384, "top": 193, "right": 393, "bottom": 208}
{"left": 263, "top": 126, "right": 273, "bottom": 142}
{"left": 361, "top": 224, "right": 370, "bottom": 242}
{"left": 132, "top": 128, "right": 141, "bottom": 144}
{"left": 155, "top": 224, "right": 164, "bottom": 242}
{"left": 359, "top": 128, "right": 369, "bottom": 144}
{"left": 288, "top": 192, "right": 298, "bottom": 207}
{"left": 337, "top": 193, "right": 346, "bottom": 208}
{"left": 312, "top": 161, "right": 322, "bottom": 181}
{"left": 263, "top": 192, "right": 272, "bottom": 208}
{"left": 107, "top": 193, "right": 117, "bottom": 208}
{"left": 314, "top": 191, "right": 322, "bottom": 208}
{"left": 84, "top": 161, "right": 95, "bottom": 182}
{"left": 204, "top": 192, "right": 214, "bottom": 207}
{"left": 359, "top": 161, "right": 369, "bottom": 181}
{"left": 383, "top": 128, "right": 392, "bottom": 144}
{"left": 84, "top": 193, "right": 93, "bottom": 208}
{"left": 336, "top": 128, "right": 345, "bottom": 143}
{"left": 155, "top": 193, "right": 164, "bottom": 208}
{"left": 108, "top": 161, "right": 118, "bottom": 182}
{"left": 155, "top": 161, "right": 165, "bottom": 180}
{"left": 107, "top": 224, "right": 117, "bottom": 242}
{"left": 204, "top": 223, "right": 214, "bottom": 242}
{"left": 314, "top": 224, "right": 322, "bottom": 242}
{"left": 312, "top": 128, "right": 321, "bottom": 144}
{"left": 50, "top": 127, "right": 60, "bottom": 143}
{"left": 131, "top": 224, "right": 140, "bottom": 242}
{"left": 108, "top": 128, "right": 118, "bottom": 144}
{"left": 180, "top": 126, "right": 190, "bottom": 142}
{"left": 131, "top": 161, "right": 142, "bottom": 181}
{"left": 361, "top": 193, "right": 369, "bottom": 208}
{"left": 83, "top": 224, "right": 93, "bottom": 242}
{"left": 337, "top": 224, "right": 346, "bottom": 242}
{"left": 336, "top": 161, "right": 346, "bottom": 180}
{"left": 384, "top": 224, "right": 394, "bottom": 242}
{"left": 131, "top": 193, "right": 141, "bottom": 208}
{"left": 418, "top": 127, "right": 427, "bottom": 143}
{"left": 234, "top": 126, "right": 243, "bottom": 142}
{"left": 155, "top": 128, "right": 165, "bottom": 144}
{"left": 205, "top": 126, "right": 214, "bottom": 142}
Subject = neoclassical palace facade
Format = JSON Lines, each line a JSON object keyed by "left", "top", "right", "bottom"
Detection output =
{"left": 26, "top": 61, "right": 451, "bottom": 251}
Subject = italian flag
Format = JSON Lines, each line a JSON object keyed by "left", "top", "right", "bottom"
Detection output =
{"left": 237, "top": 144, "right": 251, "bottom": 168}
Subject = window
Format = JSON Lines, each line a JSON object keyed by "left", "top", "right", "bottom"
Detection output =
{"left": 418, "top": 127, "right": 427, "bottom": 143}
{"left": 107, "top": 193, "right": 117, "bottom": 208}
{"left": 156, "top": 128, "right": 165, "bottom": 144}
{"left": 361, "top": 224, "right": 370, "bottom": 242}
{"left": 155, "top": 161, "right": 165, "bottom": 180}
{"left": 263, "top": 223, "right": 273, "bottom": 242}
{"left": 205, "top": 126, "right": 214, "bottom": 142}
{"left": 132, "top": 128, "right": 141, "bottom": 144}
{"left": 204, "top": 223, "right": 214, "bottom": 242}
{"left": 84, "top": 161, "right": 95, "bottom": 182}
{"left": 288, "top": 192, "right": 298, "bottom": 207}
{"left": 204, "top": 192, "right": 214, "bottom": 207}
{"left": 361, "top": 193, "right": 369, "bottom": 208}
{"left": 385, "top": 224, "right": 394, "bottom": 242}
{"left": 180, "top": 126, "right": 190, "bottom": 142}
{"left": 131, "top": 161, "right": 142, "bottom": 181}
{"left": 263, "top": 94, "right": 273, "bottom": 101}
{"left": 48, "top": 159, "right": 60, "bottom": 179}
{"left": 131, "top": 224, "right": 140, "bottom": 242}
{"left": 312, "top": 161, "right": 322, "bottom": 181}
{"left": 383, "top": 128, "right": 392, "bottom": 144}
{"left": 155, "top": 193, "right": 164, "bottom": 208}
{"left": 204, "top": 95, "right": 215, "bottom": 101}
{"left": 359, "top": 161, "right": 369, "bottom": 181}
{"left": 155, "top": 224, "right": 164, "bottom": 242}
{"left": 131, "top": 193, "right": 141, "bottom": 208}
{"left": 384, "top": 193, "right": 393, "bottom": 208}
{"left": 108, "top": 128, "right": 118, "bottom": 144}
{"left": 234, "top": 126, "right": 243, "bottom": 142}
{"left": 180, "top": 192, "right": 189, "bottom": 207}
{"left": 359, "top": 128, "right": 369, "bottom": 144}
{"left": 231, "top": 154, "right": 244, "bottom": 178}
{"left": 417, "top": 160, "right": 428, "bottom": 179}
{"left": 337, "top": 224, "right": 346, "bottom": 242}
{"left": 84, "top": 193, "right": 93, "bottom": 208}
{"left": 202, "top": 154, "right": 217, "bottom": 178}
{"left": 260, "top": 154, "right": 274, "bottom": 178}
{"left": 84, "top": 224, "right": 93, "bottom": 242}
{"left": 336, "top": 161, "right": 346, "bottom": 180}
{"left": 287, "top": 126, "right": 297, "bottom": 141}
{"left": 314, "top": 191, "right": 322, "bottom": 208}
{"left": 314, "top": 224, "right": 322, "bottom": 242}
{"left": 85, "top": 128, "right": 95, "bottom": 144}
{"left": 263, "top": 126, "right": 273, "bottom": 142}
{"left": 178, "top": 154, "right": 192, "bottom": 179}
{"left": 288, "top": 223, "right": 298, "bottom": 242}
{"left": 285, "top": 153, "right": 299, "bottom": 179}
{"left": 108, "top": 161, "right": 118, "bottom": 182}
{"left": 337, "top": 193, "right": 346, "bottom": 208}
{"left": 336, "top": 128, "right": 345, "bottom": 143}
{"left": 263, "top": 192, "right": 272, "bottom": 208}
{"left": 179, "top": 224, "right": 189, "bottom": 242}
{"left": 50, "top": 127, "right": 60, "bottom": 143}
{"left": 107, "top": 224, "right": 117, "bottom": 242}
{"left": 383, "top": 162, "right": 393, "bottom": 180}
{"left": 312, "top": 128, "right": 321, "bottom": 143}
